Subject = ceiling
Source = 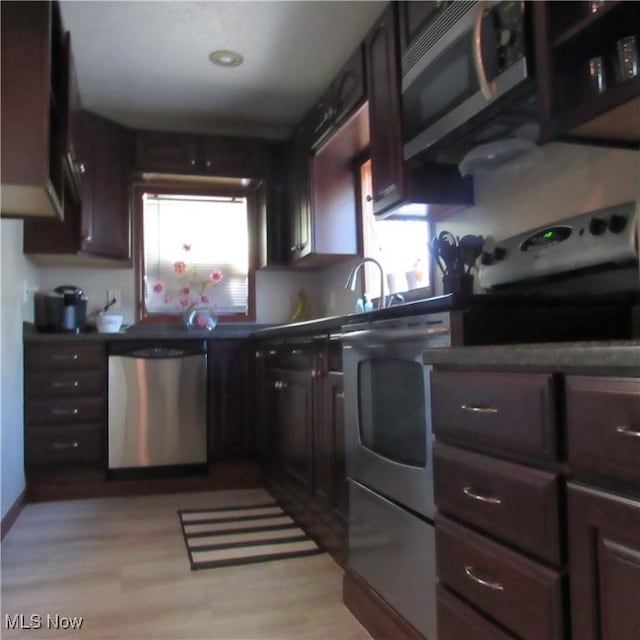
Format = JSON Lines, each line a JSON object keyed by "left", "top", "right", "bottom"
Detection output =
{"left": 59, "top": 1, "right": 385, "bottom": 140}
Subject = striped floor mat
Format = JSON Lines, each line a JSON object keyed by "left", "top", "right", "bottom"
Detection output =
{"left": 178, "top": 501, "right": 323, "bottom": 570}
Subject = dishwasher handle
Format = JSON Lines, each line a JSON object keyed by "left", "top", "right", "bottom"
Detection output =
{"left": 108, "top": 340, "right": 206, "bottom": 358}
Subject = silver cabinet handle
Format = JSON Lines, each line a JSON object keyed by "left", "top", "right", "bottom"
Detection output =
{"left": 290, "top": 349, "right": 303, "bottom": 355}
{"left": 268, "top": 350, "right": 278, "bottom": 356}
{"left": 472, "top": 1, "right": 496, "bottom": 100}
{"left": 255, "top": 351, "right": 263, "bottom": 359}
{"left": 52, "top": 354, "right": 79, "bottom": 361}
{"left": 615, "top": 426, "right": 640, "bottom": 438}
{"left": 464, "top": 566, "right": 504, "bottom": 591}
{"left": 52, "top": 408, "right": 79, "bottom": 416}
{"left": 52, "top": 380, "right": 79, "bottom": 389}
{"left": 463, "top": 487, "right": 502, "bottom": 505}
{"left": 336, "top": 391, "right": 345, "bottom": 399}
{"left": 51, "top": 441, "right": 79, "bottom": 450}
{"left": 461, "top": 404, "right": 499, "bottom": 414}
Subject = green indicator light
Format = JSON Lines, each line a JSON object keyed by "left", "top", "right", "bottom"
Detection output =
{"left": 543, "top": 231, "right": 554, "bottom": 239}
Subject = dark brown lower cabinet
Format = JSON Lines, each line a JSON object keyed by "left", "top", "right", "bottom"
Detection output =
{"left": 567, "top": 483, "right": 640, "bottom": 640}
{"left": 270, "top": 367, "right": 314, "bottom": 492}
{"left": 437, "top": 584, "right": 516, "bottom": 640}
{"left": 207, "top": 339, "right": 254, "bottom": 459}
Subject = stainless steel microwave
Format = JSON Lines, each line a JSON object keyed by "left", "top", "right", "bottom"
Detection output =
{"left": 402, "top": 1, "right": 538, "bottom": 165}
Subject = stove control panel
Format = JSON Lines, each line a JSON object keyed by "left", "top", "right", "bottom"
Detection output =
{"left": 479, "top": 202, "right": 638, "bottom": 289}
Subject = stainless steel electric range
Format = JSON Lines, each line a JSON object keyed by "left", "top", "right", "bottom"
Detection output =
{"left": 341, "top": 201, "right": 638, "bottom": 639}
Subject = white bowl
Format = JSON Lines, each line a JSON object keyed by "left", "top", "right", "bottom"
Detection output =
{"left": 96, "top": 312, "right": 124, "bottom": 333}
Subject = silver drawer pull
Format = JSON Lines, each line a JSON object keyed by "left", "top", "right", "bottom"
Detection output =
{"left": 52, "top": 408, "right": 79, "bottom": 416}
{"left": 52, "top": 381, "right": 80, "bottom": 389}
{"left": 463, "top": 487, "right": 502, "bottom": 505}
{"left": 461, "top": 404, "right": 499, "bottom": 414}
{"left": 336, "top": 392, "right": 345, "bottom": 399}
{"left": 52, "top": 354, "right": 79, "bottom": 361}
{"left": 51, "top": 441, "right": 79, "bottom": 450}
{"left": 615, "top": 426, "right": 640, "bottom": 438}
{"left": 464, "top": 566, "right": 504, "bottom": 592}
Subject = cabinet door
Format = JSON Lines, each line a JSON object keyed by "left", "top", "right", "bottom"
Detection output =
{"left": 316, "top": 371, "right": 347, "bottom": 517}
{"left": 276, "top": 369, "right": 313, "bottom": 492}
{"left": 364, "top": 3, "right": 405, "bottom": 217}
{"left": 203, "top": 137, "right": 268, "bottom": 178}
{"left": 207, "top": 340, "right": 253, "bottom": 458}
{"left": 134, "top": 131, "right": 201, "bottom": 173}
{"left": 80, "top": 112, "right": 131, "bottom": 260}
{"left": 567, "top": 483, "right": 640, "bottom": 640}
{"left": 308, "top": 86, "right": 335, "bottom": 150}
{"left": 287, "top": 122, "right": 312, "bottom": 262}
{"left": 333, "top": 46, "right": 366, "bottom": 127}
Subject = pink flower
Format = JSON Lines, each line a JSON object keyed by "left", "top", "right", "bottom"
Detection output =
{"left": 174, "top": 261, "right": 187, "bottom": 274}
{"left": 152, "top": 281, "right": 165, "bottom": 294}
{"left": 200, "top": 295, "right": 209, "bottom": 304}
{"left": 209, "top": 269, "right": 223, "bottom": 284}
{"left": 181, "top": 286, "right": 191, "bottom": 296}
{"left": 195, "top": 315, "right": 209, "bottom": 328}
{"left": 179, "top": 297, "right": 191, "bottom": 309}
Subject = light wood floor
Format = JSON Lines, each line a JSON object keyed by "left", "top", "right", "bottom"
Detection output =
{"left": 1, "top": 489, "right": 371, "bottom": 640}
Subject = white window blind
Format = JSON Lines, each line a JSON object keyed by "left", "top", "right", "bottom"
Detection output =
{"left": 143, "top": 194, "right": 249, "bottom": 315}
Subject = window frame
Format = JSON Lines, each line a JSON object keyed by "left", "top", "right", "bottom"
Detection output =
{"left": 356, "top": 157, "right": 435, "bottom": 305}
{"left": 133, "top": 179, "right": 259, "bottom": 324}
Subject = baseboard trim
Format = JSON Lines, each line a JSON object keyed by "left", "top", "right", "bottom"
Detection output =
{"left": 343, "top": 568, "right": 425, "bottom": 640}
{"left": 1, "top": 489, "right": 27, "bottom": 541}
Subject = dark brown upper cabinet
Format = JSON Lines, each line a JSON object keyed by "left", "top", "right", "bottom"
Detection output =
{"left": 309, "top": 45, "right": 366, "bottom": 150}
{"left": 24, "top": 111, "right": 132, "bottom": 263}
{"left": 364, "top": 3, "right": 473, "bottom": 219}
{"left": 134, "top": 131, "right": 201, "bottom": 174}
{"left": 287, "top": 119, "right": 313, "bottom": 263}
{"left": 1, "top": 1, "right": 70, "bottom": 220}
{"left": 134, "top": 130, "right": 269, "bottom": 178}
{"left": 535, "top": 1, "right": 640, "bottom": 146}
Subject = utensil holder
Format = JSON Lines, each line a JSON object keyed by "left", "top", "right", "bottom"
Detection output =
{"left": 443, "top": 273, "right": 473, "bottom": 296}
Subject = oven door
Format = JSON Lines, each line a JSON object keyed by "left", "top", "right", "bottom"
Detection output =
{"left": 342, "top": 323, "right": 449, "bottom": 519}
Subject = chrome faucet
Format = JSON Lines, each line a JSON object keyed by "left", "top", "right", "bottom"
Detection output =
{"left": 345, "top": 258, "right": 386, "bottom": 310}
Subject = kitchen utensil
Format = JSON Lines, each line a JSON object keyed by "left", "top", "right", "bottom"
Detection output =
{"left": 438, "top": 231, "right": 459, "bottom": 274}
{"left": 103, "top": 296, "right": 117, "bottom": 312}
{"left": 430, "top": 237, "right": 448, "bottom": 275}
{"left": 459, "top": 235, "right": 484, "bottom": 274}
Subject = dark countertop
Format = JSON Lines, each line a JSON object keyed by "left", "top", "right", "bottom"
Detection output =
{"left": 423, "top": 340, "right": 640, "bottom": 373}
{"left": 23, "top": 322, "right": 274, "bottom": 341}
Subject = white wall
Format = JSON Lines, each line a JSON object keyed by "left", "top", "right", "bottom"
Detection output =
{"left": 1, "top": 220, "right": 37, "bottom": 519}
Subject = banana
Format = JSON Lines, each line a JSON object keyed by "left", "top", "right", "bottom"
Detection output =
{"left": 291, "top": 289, "right": 309, "bottom": 321}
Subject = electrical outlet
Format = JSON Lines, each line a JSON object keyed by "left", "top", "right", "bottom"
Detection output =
{"left": 107, "top": 289, "right": 121, "bottom": 308}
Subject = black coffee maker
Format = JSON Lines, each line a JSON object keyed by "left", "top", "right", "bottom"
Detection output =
{"left": 34, "top": 285, "right": 88, "bottom": 333}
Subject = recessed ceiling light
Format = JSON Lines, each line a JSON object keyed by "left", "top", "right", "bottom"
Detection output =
{"left": 209, "top": 49, "right": 244, "bottom": 68}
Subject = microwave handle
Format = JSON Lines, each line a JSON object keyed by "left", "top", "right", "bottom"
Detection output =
{"left": 473, "top": 1, "right": 497, "bottom": 101}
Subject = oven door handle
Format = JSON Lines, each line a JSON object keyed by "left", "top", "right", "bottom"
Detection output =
{"left": 340, "top": 326, "right": 450, "bottom": 344}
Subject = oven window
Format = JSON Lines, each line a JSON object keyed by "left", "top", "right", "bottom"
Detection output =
{"left": 357, "top": 359, "right": 427, "bottom": 467}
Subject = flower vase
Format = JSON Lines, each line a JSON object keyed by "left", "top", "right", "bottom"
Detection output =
{"left": 183, "top": 304, "right": 218, "bottom": 331}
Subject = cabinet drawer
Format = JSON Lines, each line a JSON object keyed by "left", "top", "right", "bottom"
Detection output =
{"left": 26, "top": 343, "right": 104, "bottom": 371}
{"left": 437, "top": 584, "right": 516, "bottom": 640}
{"left": 434, "top": 442, "right": 561, "bottom": 564}
{"left": 26, "top": 397, "right": 103, "bottom": 426}
{"left": 26, "top": 371, "right": 104, "bottom": 398}
{"left": 26, "top": 425, "right": 102, "bottom": 464}
{"left": 431, "top": 370, "right": 558, "bottom": 460}
{"left": 436, "top": 515, "right": 564, "bottom": 640}
{"left": 566, "top": 376, "right": 640, "bottom": 485}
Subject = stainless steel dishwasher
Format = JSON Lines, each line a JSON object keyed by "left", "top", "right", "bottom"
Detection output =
{"left": 108, "top": 340, "right": 207, "bottom": 474}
